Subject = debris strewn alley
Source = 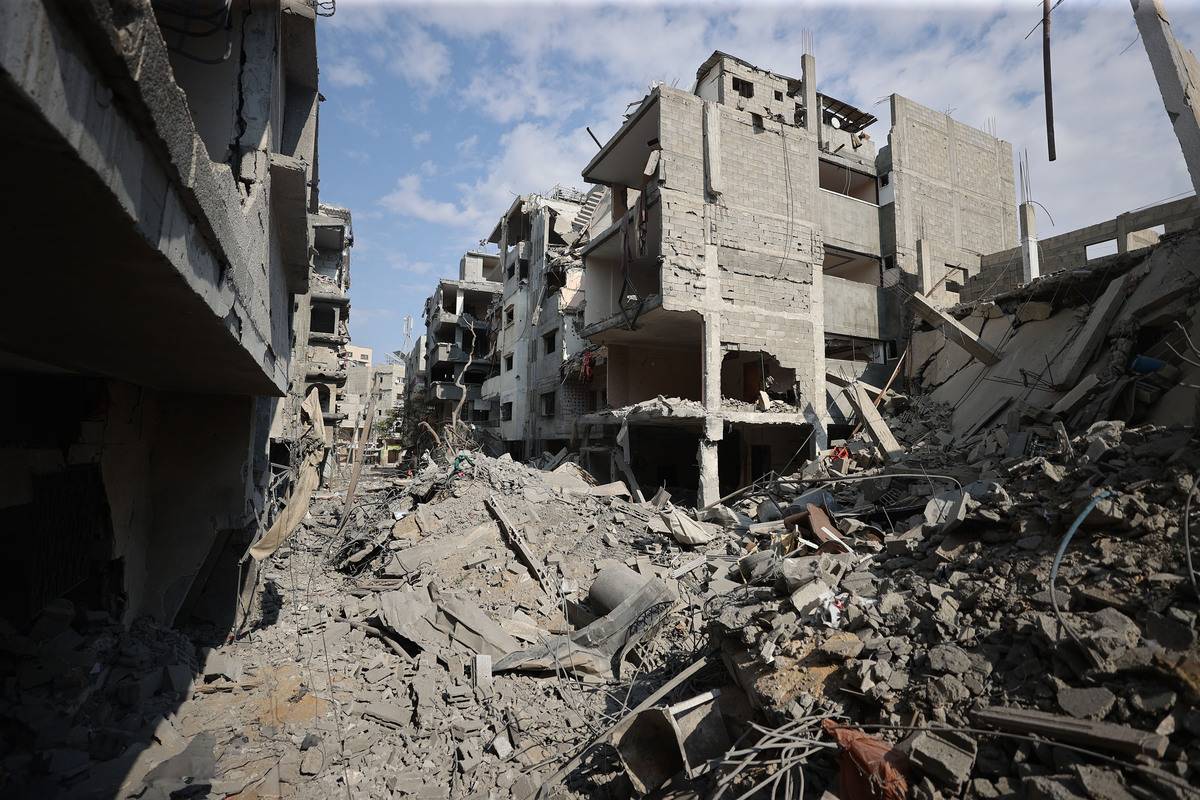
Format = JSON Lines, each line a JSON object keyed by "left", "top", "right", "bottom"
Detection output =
{"left": 6, "top": 0, "right": 1200, "bottom": 798}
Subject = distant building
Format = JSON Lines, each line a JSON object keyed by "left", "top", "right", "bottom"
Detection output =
{"left": 419, "top": 253, "right": 503, "bottom": 429}
{"left": 480, "top": 188, "right": 596, "bottom": 460}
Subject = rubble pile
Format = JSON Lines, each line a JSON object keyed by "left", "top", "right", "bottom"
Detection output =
{"left": 6, "top": 236, "right": 1200, "bottom": 799}
{"left": 703, "top": 419, "right": 1200, "bottom": 799}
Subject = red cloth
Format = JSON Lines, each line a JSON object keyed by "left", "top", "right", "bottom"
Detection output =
{"left": 821, "top": 719, "right": 909, "bottom": 800}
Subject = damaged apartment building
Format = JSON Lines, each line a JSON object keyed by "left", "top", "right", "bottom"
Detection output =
{"left": 480, "top": 187, "right": 601, "bottom": 460}
{"left": 567, "top": 50, "right": 1016, "bottom": 505}
{"left": 0, "top": 0, "right": 342, "bottom": 628}
{"left": 276, "top": 204, "right": 355, "bottom": 452}
{"left": 414, "top": 253, "right": 504, "bottom": 432}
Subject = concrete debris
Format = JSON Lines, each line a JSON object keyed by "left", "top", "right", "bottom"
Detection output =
{"left": 10, "top": 16, "right": 1200, "bottom": 800}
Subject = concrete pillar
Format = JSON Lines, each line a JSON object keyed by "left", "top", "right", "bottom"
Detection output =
{"left": 698, "top": 428, "right": 720, "bottom": 508}
{"left": 1019, "top": 202, "right": 1040, "bottom": 283}
{"left": 916, "top": 239, "right": 936, "bottom": 296}
{"left": 454, "top": 288, "right": 464, "bottom": 315}
{"left": 801, "top": 53, "right": 818, "bottom": 135}
{"left": 1133, "top": 0, "right": 1200, "bottom": 197}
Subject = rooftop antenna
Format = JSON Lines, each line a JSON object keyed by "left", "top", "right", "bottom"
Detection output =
{"left": 402, "top": 314, "right": 413, "bottom": 352}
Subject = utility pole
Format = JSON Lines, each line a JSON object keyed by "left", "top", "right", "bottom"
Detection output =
{"left": 1043, "top": 0, "right": 1057, "bottom": 161}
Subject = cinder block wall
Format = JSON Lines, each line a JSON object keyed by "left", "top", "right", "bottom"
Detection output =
{"left": 655, "top": 87, "right": 824, "bottom": 408}
{"left": 885, "top": 96, "right": 1017, "bottom": 285}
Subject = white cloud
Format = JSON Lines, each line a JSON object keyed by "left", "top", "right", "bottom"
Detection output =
{"left": 388, "top": 256, "right": 436, "bottom": 275}
{"left": 389, "top": 24, "right": 452, "bottom": 91}
{"left": 380, "top": 174, "right": 464, "bottom": 225}
{"left": 327, "top": 58, "right": 372, "bottom": 87}
{"left": 419, "top": 159, "right": 438, "bottom": 176}
{"left": 412, "top": 130, "right": 432, "bottom": 146}
{"left": 380, "top": 122, "right": 594, "bottom": 232}
{"left": 456, "top": 134, "right": 479, "bottom": 155}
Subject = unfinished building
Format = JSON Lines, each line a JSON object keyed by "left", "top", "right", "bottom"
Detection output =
{"left": 573, "top": 50, "right": 1016, "bottom": 504}
{"left": 417, "top": 253, "right": 504, "bottom": 431}
{"left": 0, "top": 0, "right": 336, "bottom": 628}
{"left": 480, "top": 188, "right": 598, "bottom": 460}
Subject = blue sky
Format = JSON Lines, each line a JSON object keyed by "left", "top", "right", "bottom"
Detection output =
{"left": 315, "top": 0, "right": 1200, "bottom": 361}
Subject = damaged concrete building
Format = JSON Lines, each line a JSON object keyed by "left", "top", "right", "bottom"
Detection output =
{"left": 480, "top": 188, "right": 599, "bottom": 460}
{"left": 277, "top": 204, "right": 355, "bottom": 446}
{"left": 0, "top": 0, "right": 342, "bottom": 627}
{"left": 416, "top": 253, "right": 504, "bottom": 431}
{"left": 571, "top": 50, "right": 1016, "bottom": 504}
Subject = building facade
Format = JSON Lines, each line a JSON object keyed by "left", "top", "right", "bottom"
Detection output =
{"left": 572, "top": 51, "right": 1016, "bottom": 504}
{"left": 480, "top": 189, "right": 597, "bottom": 459}
{"left": 0, "top": 0, "right": 338, "bottom": 625}
{"left": 419, "top": 253, "right": 504, "bottom": 431}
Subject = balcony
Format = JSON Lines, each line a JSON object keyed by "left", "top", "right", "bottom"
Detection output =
{"left": 818, "top": 190, "right": 881, "bottom": 256}
{"left": 306, "top": 367, "right": 347, "bottom": 385}
{"left": 308, "top": 331, "right": 349, "bottom": 347}
{"left": 431, "top": 382, "right": 483, "bottom": 402}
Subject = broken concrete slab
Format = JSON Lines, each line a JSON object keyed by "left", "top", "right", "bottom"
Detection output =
{"left": 909, "top": 291, "right": 1002, "bottom": 366}
{"left": 848, "top": 384, "right": 905, "bottom": 461}
{"left": 972, "top": 705, "right": 1168, "bottom": 758}
{"left": 1054, "top": 273, "right": 1132, "bottom": 390}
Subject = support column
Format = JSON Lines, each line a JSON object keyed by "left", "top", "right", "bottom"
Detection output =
{"left": 917, "top": 238, "right": 936, "bottom": 296}
{"left": 698, "top": 430, "right": 720, "bottom": 508}
{"left": 801, "top": 52, "right": 818, "bottom": 135}
{"left": 1019, "top": 202, "right": 1040, "bottom": 283}
{"left": 1133, "top": 0, "right": 1200, "bottom": 196}
{"left": 699, "top": 208, "right": 723, "bottom": 507}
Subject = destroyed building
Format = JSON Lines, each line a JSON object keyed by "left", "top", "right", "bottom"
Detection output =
{"left": 570, "top": 50, "right": 1017, "bottom": 505}
{"left": 416, "top": 253, "right": 504, "bottom": 431}
{"left": 480, "top": 188, "right": 598, "bottom": 460}
{"left": 279, "top": 204, "right": 355, "bottom": 445}
{"left": 0, "top": 0, "right": 342, "bottom": 626}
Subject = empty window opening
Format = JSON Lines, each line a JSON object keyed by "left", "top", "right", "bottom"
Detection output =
{"left": 751, "top": 113, "right": 764, "bottom": 130}
{"left": 942, "top": 265, "right": 968, "bottom": 294}
{"left": 506, "top": 263, "right": 515, "bottom": 280}
{"left": 540, "top": 392, "right": 556, "bottom": 417}
{"left": 818, "top": 160, "right": 878, "bottom": 203}
{"left": 774, "top": 90, "right": 784, "bottom": 101}
{"left": 441, "top": 291, "right": 456, "bottom": 313}
{"left": 501, "top": 402, "right": 513, "bottom": 421}
{"left": 824, "top": 334, "right": 887, "bottom": 364}
{"left": 822, "top": 247, "right": 882, "bottom": 285}
{"left": 731, "top": 76, "right": 754, "bottom": 98}
{"left": 313, "top": 384, "right": 332, "bottom": 413}
{"left": 504, "top": 353, "right": 514, "bottom": 372}
{"left": 505, "top": 305, "right": 515, "bottom": 326}
{"left": 1086, "top": 239, "right": 1118, "bottom": 260}
{"left": 543, "top": 329, "right": 558, "bottom": 356}
{"left": 720, "top": 351, "right": 796, "bottom": 405}
{"left": 519, "top": 258, "right": 530, "bottom": 280}
{"left": 471, "top": 332, "right": 490, "bottom": 356}
{"left": 310, "top": 304, "right": 336, "bottom": 334}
